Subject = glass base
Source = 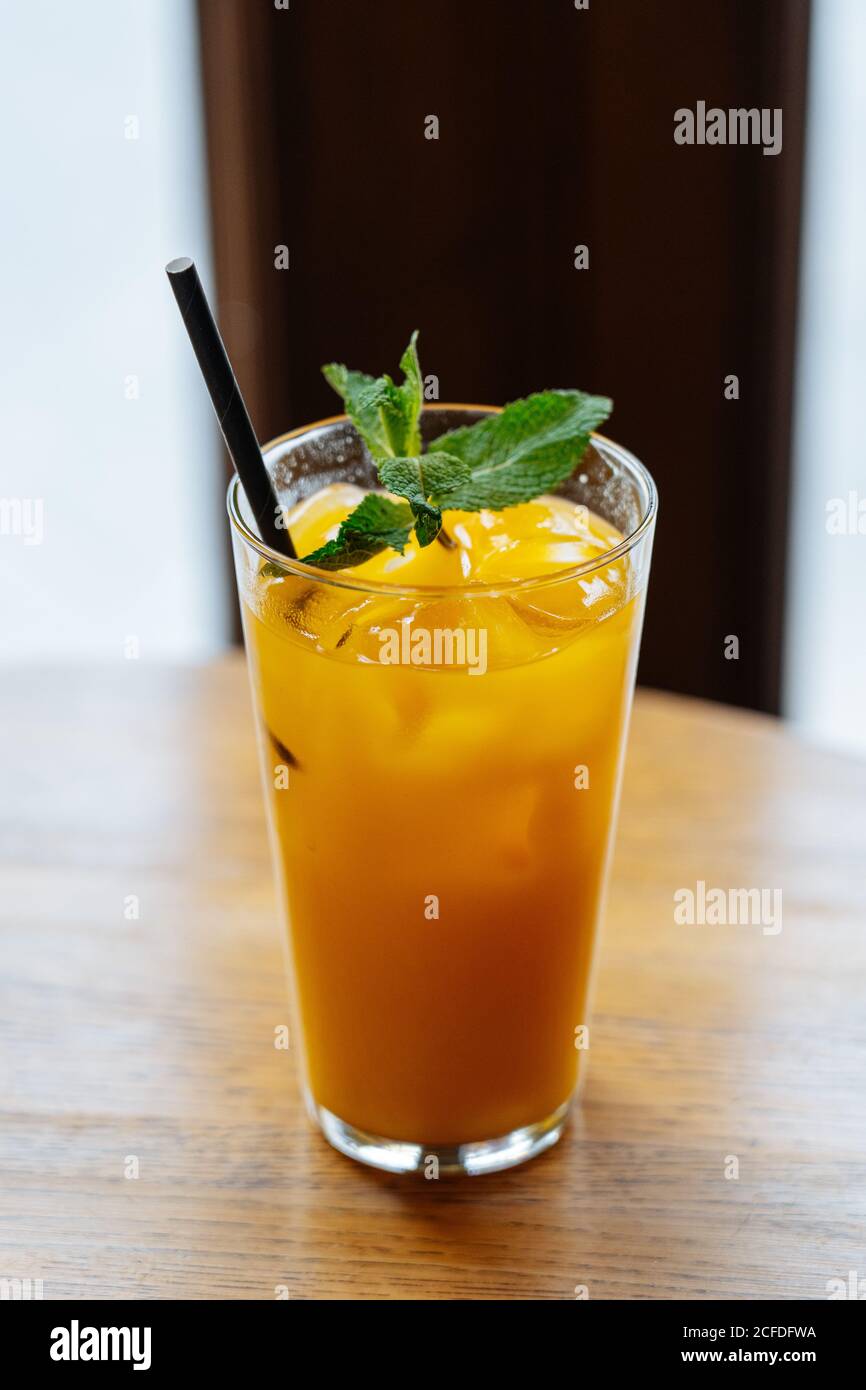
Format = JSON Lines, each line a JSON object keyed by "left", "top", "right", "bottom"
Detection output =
{"left": 312, "top": 1099, "right": 570, "bottom": 1176}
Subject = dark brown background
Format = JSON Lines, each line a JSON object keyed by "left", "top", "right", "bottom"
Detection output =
{"left": 197, "top": 0, "right": 810, "bottom": 713}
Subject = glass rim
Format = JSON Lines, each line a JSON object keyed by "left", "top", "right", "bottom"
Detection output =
{"left": 226, "top": 403, "right": 658, "bottom": 598}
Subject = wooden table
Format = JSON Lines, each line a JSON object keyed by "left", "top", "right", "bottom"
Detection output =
{"left": 1, "top": 657, "right": 865, "bottom": 1301}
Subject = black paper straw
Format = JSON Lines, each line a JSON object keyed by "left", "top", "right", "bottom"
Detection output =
{"left": 165, "top": 257, "right": 296, "bottom": 559}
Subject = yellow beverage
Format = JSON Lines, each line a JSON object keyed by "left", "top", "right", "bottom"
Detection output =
{"left": 230, "top": 413, "right": 655, "bottom": 1172}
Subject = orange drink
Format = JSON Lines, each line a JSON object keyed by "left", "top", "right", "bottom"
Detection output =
{"left": 229, "top": 408, "right": 656, "bottom": 1173}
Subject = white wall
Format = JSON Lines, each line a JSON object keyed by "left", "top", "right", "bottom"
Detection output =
{"left": 784, "top": 0, "right": 866, "bottom": 752}
{"left": 0, "top": 0, "right": 230, "bottom": 662}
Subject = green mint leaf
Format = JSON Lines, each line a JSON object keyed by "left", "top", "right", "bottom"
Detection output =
{"left": 322, "top": 331, "right": 422, "bottom": 459}
{"left": 398, "top": 331, "right": 423, "bottom": 448}
{"left": 320, "top": 365, "right": 385, "bottom": 456}
{"left": 432, "top": 389, "right": 612, "bottom": 510}
{"left": 378, "top": 452, "right": 471, "bottom": 506}
{"left": 378, "top": 451, "right": 471, "bottom": 548}
{"left": 260, "top": 560, "right": 289, "bottom": 579}
{"left": 300, "top": 492, "right": 413, "bottom": 571}
{"left": 412, "top": 506, "right": 442, "bottom": 548}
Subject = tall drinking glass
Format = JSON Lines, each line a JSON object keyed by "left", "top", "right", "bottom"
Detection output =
{"left": 228, "top": 407, "right": 656, "bottom": 1174}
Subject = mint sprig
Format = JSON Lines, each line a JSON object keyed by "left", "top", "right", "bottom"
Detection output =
{"left": 430, "top": 390, "right": 612, "bottom": 510}
{"left": 323, "top": 331, "right": 422, "bottom": 460}
{"left": 378, "top": 453, "right": 471, "bottom": 548}
{"left": 294, "top": 333, "right": 613, "bottom": 572}
{"left": 301, "top": 493, "right": 413, "bottom": 571}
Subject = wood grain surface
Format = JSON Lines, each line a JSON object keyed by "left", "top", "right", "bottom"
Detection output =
{"left": 1, "top": 656, "right": 864, "bottom": 1301}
